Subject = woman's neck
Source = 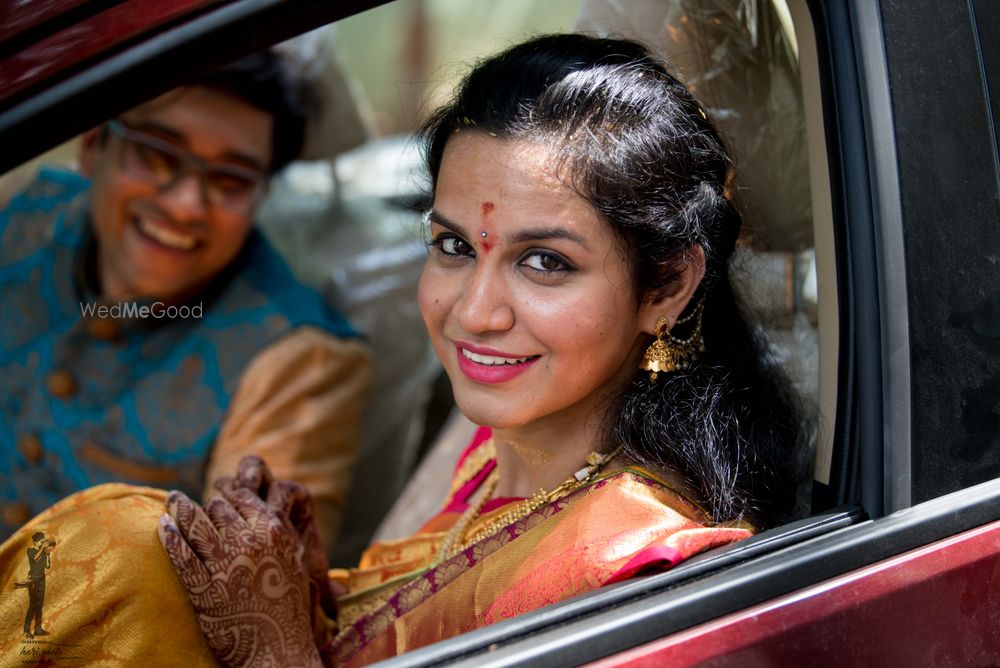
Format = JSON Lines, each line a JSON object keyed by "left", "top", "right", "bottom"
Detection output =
{"left": 490, "top": 407, "right": 606, "bottom": 499}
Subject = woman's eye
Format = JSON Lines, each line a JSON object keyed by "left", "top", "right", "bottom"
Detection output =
{"left": 434, "top": 235, "right": 473, "bottom": 257}
{"left": 520, "top": 251, "right": 571, "bottom": 273}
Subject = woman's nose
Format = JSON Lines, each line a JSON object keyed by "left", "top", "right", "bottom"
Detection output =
{"left": 455, "top": 264, "right": 515, "bottom": 334}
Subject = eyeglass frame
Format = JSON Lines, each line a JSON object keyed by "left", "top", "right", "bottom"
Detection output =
{"left": 104, "top": 119, "right": 268, "bottom": 213}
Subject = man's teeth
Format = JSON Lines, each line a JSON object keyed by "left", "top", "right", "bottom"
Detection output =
{"left": 462, "top": 349, "right": 533, "bottom": 366}
{"left": 137, "top": 219, "right": 197, "bottom": 250}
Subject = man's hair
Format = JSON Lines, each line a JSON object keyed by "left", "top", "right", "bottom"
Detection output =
{"left": 32, "top": 532, "right": 45, "bottom": 542}
{"left": 191, "top": 50, "right": 313, "bottom": 173}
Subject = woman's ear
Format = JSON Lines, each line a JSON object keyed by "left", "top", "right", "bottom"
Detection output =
{"left": 78, "top": 128, "right": 103, "bottom": 178}
{"left": 638, "top": 245, "right": 706, "bottom": 335}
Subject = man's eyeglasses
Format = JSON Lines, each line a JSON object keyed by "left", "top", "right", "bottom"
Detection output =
{"left": 106, "top": 120, "right": 266, "bottom": 213}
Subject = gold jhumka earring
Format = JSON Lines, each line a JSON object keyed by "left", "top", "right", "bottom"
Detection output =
{"left": 639, "top": 300, "right": 705, "bottom": 381}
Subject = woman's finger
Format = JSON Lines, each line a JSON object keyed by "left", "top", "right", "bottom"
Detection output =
{"left": 157, "top": 513, "right": 210, "bottom": 589}
{"left": 205, "top": 494, "right": 248, "bottom": 541}
{"left": 266, "top": 479, "right": 310, "bottom": 527}
{"left": 211, "top": 474, "right": 237, "bottom": 497}
{"left": 234, "top": 455, "right": 273, "bottom": 495}
{"left": 266, "top": 480, "right": 335, "bottom": 616}
{"left": 218, "top": 484, "right": 274, "bottom": 527}
{"left": 166, "top": 490, "right": 223, "bottom": 562}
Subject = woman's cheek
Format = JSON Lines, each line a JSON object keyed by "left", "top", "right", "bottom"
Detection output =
{"left": 416, "top": 263, "right": 437, "bottom": 311}
{"left": 417, "top": 265, "right": 453, "bottom": 331}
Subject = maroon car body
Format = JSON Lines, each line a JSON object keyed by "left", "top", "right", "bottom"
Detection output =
{"left": 594, "top": 518, "right": 1000, "bottom": 666}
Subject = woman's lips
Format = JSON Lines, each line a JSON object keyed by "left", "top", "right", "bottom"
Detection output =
{"left": 454, "top": 344, "right": 540, "bottom": 384}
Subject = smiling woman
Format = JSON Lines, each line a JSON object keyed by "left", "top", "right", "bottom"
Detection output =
{"left": 421, "top": 134, "right": 675, "bottom": 490}
{"left": 416, "top": 32, "right": 804, "bottom": 522}
{"left": 0, "top": 33, "right": 802, "bottom": 666}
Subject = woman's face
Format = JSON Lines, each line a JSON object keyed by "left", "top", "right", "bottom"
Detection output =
{"left": 418, "top": 133, "right": 662, "bottom": 431}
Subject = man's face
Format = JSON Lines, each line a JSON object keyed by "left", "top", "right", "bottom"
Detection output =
{"left": 81, "top": 86, "right": 273, "bottom": 301}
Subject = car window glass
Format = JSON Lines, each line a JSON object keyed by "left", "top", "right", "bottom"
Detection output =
{"left": 0, "top": 0, "right": 826, "bottom": 591}
{"left": 880, "top": 0, "right": 1000, "bottom": 502}
{"left": 971, "top": 0, "right": 999, "bottom": 172}
{"left": 0, "top": 0, "right": 825, "bottom": 533}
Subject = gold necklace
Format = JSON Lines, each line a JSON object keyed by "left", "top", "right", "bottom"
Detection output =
{"left": 432, "top": 445, "right": 623, "bottom": 566}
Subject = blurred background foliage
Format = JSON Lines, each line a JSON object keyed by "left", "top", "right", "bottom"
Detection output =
{"left": 328, "top": 0, "right": 583, "bottom": 135}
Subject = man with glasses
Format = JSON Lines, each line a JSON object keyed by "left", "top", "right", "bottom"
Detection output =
{"left": 0, "top": 51, "right": 371, "bottom": 548}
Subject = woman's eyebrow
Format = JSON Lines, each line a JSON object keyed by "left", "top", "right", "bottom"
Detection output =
{"left": 428, "top": 211, "right": 590, "bottom": 250}
{"left": 509, "top": 227, "right": 591, "bottom": 250}
{"left": 427, "top": 210, "right": 468, "bottom": 235}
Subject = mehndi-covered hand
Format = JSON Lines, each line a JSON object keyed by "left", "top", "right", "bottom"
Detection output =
{"left": 213, "top": 456, "right": 340, "bottom": 643}
{"left": 158, "top": 479, "right": 323, "bottom": 668}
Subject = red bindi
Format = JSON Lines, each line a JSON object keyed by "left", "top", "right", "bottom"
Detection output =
{"left": 479, "top": 201, "right": 495, "bottom": 252}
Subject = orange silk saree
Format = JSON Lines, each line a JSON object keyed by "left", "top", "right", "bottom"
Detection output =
{"left": 325, "top": 429, "right": 753, "bottom": 666}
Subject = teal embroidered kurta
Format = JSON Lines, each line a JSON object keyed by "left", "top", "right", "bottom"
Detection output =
{"left": 0, "top": 167, "right": 364, "bottom": 538}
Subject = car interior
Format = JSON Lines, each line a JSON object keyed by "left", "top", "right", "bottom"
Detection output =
{"left": 0, "top": 0, "right": 839, "bottom": 529}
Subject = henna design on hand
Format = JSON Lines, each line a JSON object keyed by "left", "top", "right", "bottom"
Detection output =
{"left": 214, "top": 457, "right": 340, "bottom": 617}
{"left": 159, "top": 485, "right": 323, "bottom": 668}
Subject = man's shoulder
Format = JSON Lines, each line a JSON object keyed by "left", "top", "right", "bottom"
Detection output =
{"left": 8, "top": 167, "right": 90, "bottom": 210}
{"left": 0, "top": 167, "right": 90, "bottom": 267}
{"left": 228, "top": 229, "right": 360, "bottom": 340}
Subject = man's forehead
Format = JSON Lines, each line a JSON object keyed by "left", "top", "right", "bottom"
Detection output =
{"left": 123, "top": 86, "right": 263, "bottom": 124}
{"left": 119, "top": 86, "right": 273, "bottom": 167}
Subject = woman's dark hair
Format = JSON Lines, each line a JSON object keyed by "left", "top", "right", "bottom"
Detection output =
{"left": 191, "top": 50, "right": 312, "bottom": 173}
{"left": 422, "top": 33, "right": 803, "bottom": 528}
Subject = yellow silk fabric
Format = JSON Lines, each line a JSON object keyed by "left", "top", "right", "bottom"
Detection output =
{"left": 0, "top": 484, "right": 214, "bottom": 667}
{"left": 330, "top": 468, "right": 752, "bottom": 666}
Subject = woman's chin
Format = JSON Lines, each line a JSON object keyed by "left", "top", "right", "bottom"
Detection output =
{"left": 454, "top": 400, "right": 530, "bottom": 432}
